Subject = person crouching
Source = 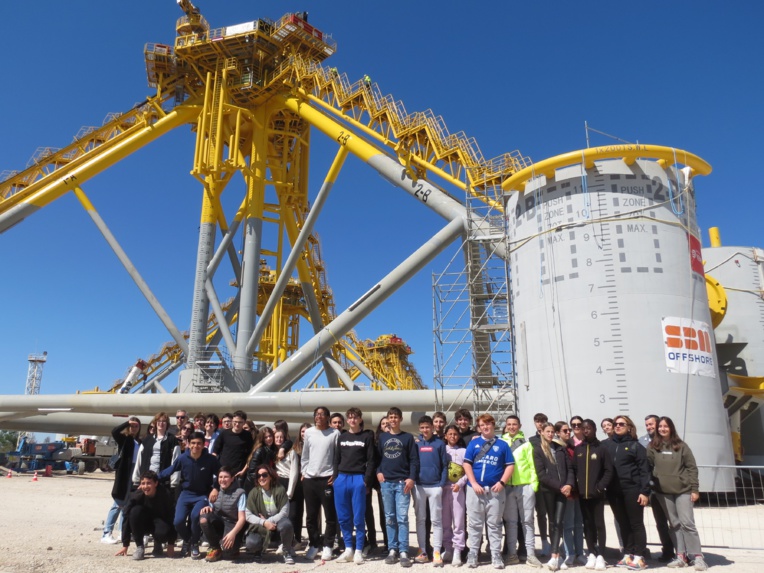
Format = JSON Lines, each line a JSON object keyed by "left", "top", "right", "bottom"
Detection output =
{"left": 199, "top": 466, "right": 247, "bottom": 562}
{"left": 115, "top": 470, "right": 176, "bottom": 560}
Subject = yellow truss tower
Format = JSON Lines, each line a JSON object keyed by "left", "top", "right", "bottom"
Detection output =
{"left": 0, "top": 8, "right": 529, "bottom": 396}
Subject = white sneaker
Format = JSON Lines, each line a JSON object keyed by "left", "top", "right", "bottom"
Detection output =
{"left": 321, "top": 546, "right": 334, "bottom": 561}
{"left": 594, "top": 555, "right": 607, "bottom": 571}
{"left": 276, "top": 543, "right": 284, "bottom": 555}
{"left": 354, "top": 550, "right": 365, "bottom": 564}
{"left": 306, "top": 546, "right": 319, "bottom": 560}
{"left": 100, "top": 535, "right": 119, "bottom": 545}
{"left": 547, "top": 556, "right": 560, "bottom": 572}
{"left": 336, "top": 549, "right": 354, "bottom": 563}
{"left": 585, "top": 554, "right": 597, "bottom": 569}
{"left": 560, "top": 559, "right": 569, "bottom": 570}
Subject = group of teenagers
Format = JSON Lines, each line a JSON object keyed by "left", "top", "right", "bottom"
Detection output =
{"left": 99, "top": 406, "right": 707, "bottom": 572}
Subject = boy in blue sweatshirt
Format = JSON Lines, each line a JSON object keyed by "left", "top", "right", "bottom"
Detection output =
{"left": 414, "top": 415, "right": 448, "bottom": 566}
{"left": 158, "top": 431, "right": 221, "bottom": 559}
{"left": 377, "top": 407, "right": 419, "bottom": 568}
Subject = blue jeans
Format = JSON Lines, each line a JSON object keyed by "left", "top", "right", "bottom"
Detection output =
{"left": 380, "top": 480, "right": 411, "bottom": 554}
{"left": 103, "top": 497, "right": 126, "bottom": 536}
{"left": 334, "top": 473, "right": 367, "bottom": 551}
{"left": 563, "top": 498, "right": 584, "bottom": 558}
{"left": 174, "top": 491, "right": 209, "bottom": 544}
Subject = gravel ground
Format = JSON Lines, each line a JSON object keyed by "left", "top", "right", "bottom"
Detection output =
{"left": 0, "top": 469, "right": 757, "bottom": 572}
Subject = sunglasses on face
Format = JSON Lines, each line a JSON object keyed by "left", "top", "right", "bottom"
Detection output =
{"left": 257, "top": 473, "right": 270, "bottom": 479}
{"left": 177, "top": 416, "right": 187, "bottom": 420}
{"left": 571, "top": 423, "right": 582, "bottom": 428}
{"left": 560, "top": 429, "right": 571, "bottom": 433}
{"left": 614, "top": 422, "right": 628, "bottom": 427}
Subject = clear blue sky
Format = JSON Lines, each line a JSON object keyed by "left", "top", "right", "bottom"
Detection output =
{"left": 0, "top": 1, "right": 761, "bottom": 397}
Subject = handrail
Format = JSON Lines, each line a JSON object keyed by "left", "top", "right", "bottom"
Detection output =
{"left": 502, "top": 144, "right": 712, "bottom": 193}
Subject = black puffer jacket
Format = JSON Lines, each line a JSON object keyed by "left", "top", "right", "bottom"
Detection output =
{"left": 572, "top": 438, "right": 613, "bottom": 499}
{"left": 533, "top": 441, "right": 574, "bottom": 493}
{"left": 110, "top": 421, "right": 140, "bottom": 501}
{"left": 603, "top": 434, "right": 650, "bottom": 496}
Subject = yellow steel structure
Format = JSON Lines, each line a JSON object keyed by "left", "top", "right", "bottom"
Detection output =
{"left": 0, "top": 8, "right": 535, "bottom": 394}
{"left": 344, "top": 334, "right": 424, "bottom": 392}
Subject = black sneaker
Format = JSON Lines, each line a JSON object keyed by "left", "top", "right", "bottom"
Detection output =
{"left": 180, "top": 541, "right": 191, "bottom": 558}
{"left": 385, "top": 550, "right": 399, "bottom": 564}
{"left": 152, "top": 544, "right": 164, "bottom": 557}
{"left": 191, "top": 544, "right": 201, "bottom": 559}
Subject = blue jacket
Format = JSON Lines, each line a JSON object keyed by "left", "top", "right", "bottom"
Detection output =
{"left": 416, "top": 435, "right": 448, "bottom": 487}
{"left": 158, "top": 449, "right": 221, "bottom": 495}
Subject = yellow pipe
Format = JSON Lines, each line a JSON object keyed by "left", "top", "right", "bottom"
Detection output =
{"left": 283, "top": 96, "right": 384, "bottom": 163}
{"left": 10, "top": 105, "right": 199, "bottom": 211}
{"left": 304, "top": 91, "right": 470, "bottom": 193}
{"left": 709, "top": 226, "right": 722, "bottom": 247}
{"left": 501, "top": 144, "right": 712, "bottom": 193}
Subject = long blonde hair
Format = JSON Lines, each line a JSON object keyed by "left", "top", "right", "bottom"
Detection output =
{"left": 539, "top": 422, "right": 556, "bottom": 464}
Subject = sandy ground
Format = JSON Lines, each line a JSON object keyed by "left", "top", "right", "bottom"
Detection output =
{"left": 0, "top": 469, "right": 758, "bottom": 573}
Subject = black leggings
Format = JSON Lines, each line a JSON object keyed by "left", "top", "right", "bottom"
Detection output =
{"left": 538, "top": 490, "right": 566, "bottom": 554}
{"left": 607, "top": 488, "right": 646, "bottom": 556}
{"left": 303, "top": 476, "right": 338, "bottom": 549}
{"left": 579, "top": 497, "right": 607, "bottom": 556}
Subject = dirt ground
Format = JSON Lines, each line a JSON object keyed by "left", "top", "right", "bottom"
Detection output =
{"left": 0, "top": 469, "right": 758, "bottom": 572}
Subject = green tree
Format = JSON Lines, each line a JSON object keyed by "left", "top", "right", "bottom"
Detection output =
{"left": 0, "top": 430, "right": 20, "bottom": 452}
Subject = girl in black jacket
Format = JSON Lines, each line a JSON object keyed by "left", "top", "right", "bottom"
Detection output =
{"left": 245, "top": 427, "right": 275, "bottom": 493}
{"left": 533, "top": 423, "right": 573, "bottom": 571}
{"left": 604, "top": 415, "right": 650, "bottom": 570}
{"left": 572, "top": 419, "right": 613, "bottom": 569}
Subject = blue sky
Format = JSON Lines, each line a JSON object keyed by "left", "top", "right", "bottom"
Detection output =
{"left": 0, "top": 1, "right": 761, "bottom": 398}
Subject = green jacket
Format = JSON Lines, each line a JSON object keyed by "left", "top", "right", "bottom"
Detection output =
{"left": 646, "top": 441, "right": 699, "bottom": 495}
{"left": 245, "top": 483, "right": 289, "bottom": 547}
{"left": 501, "top": 431, "right": 539, "bottom": 491}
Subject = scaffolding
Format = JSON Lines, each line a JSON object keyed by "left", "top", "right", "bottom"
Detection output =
{"left": 433, "top": 188, "right": 515, "bottom": 422}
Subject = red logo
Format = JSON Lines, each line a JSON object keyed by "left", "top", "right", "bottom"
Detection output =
{"left": 688, "top": 234, "right": 704, "bottom": 275}
{"left": 664, "top": 324, "right": 711, "bottom": 352}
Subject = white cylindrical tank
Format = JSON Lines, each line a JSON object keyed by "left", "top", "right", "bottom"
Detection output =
{"left": 703, "top": 244, "right": 764, "bottom": 464}
{"left": 506, "top": 151, "right": 734, "bottom": 491}
{"left": 703, "top": 246, "right": 764, "bottom": 376}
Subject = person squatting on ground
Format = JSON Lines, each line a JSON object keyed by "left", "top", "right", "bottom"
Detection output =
{"left": 301, "top": 406, "right": 340, "bottom": 561}
{"left": 101, "top": 417, "right": 141, "bottom": 544}
{"left": 115, "top": 470, "right": 177, "bottom": 560}
{"left": 647, "top": 416, "right": 708, "bottom": 571}
{"left": 378, "top": 407, "right": 420, "bottom": 568}
{"left": 245, "top": 464, "right": 297, "bottom": 564}
{"left": 463, "top": 413, "right": 515, "bottom": 570}
{"left": 533, "top": 422, "right": 574, "bottom": 571}
{"left": 158, "top": 431, "right": 221, "bottom": 559}
{"left": 442, "top": 424, "right": 467, "bottom": 567}
{"left": 571, "top": 419, "right": 612, "bottom": 571}
{"left": 199, "top": 466, "right": 247, "bottom": 562}
{"left": 413, "top": 415, "right": 448, "bottom": 566}
{"left": 604, "top": 415, "right": 651, "bottom": 571}
{"left": 333, "top": 407, "right": 376, "bottom": 564}
{"left": 501, "top": 415, "right": 543, "bottom": 568}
